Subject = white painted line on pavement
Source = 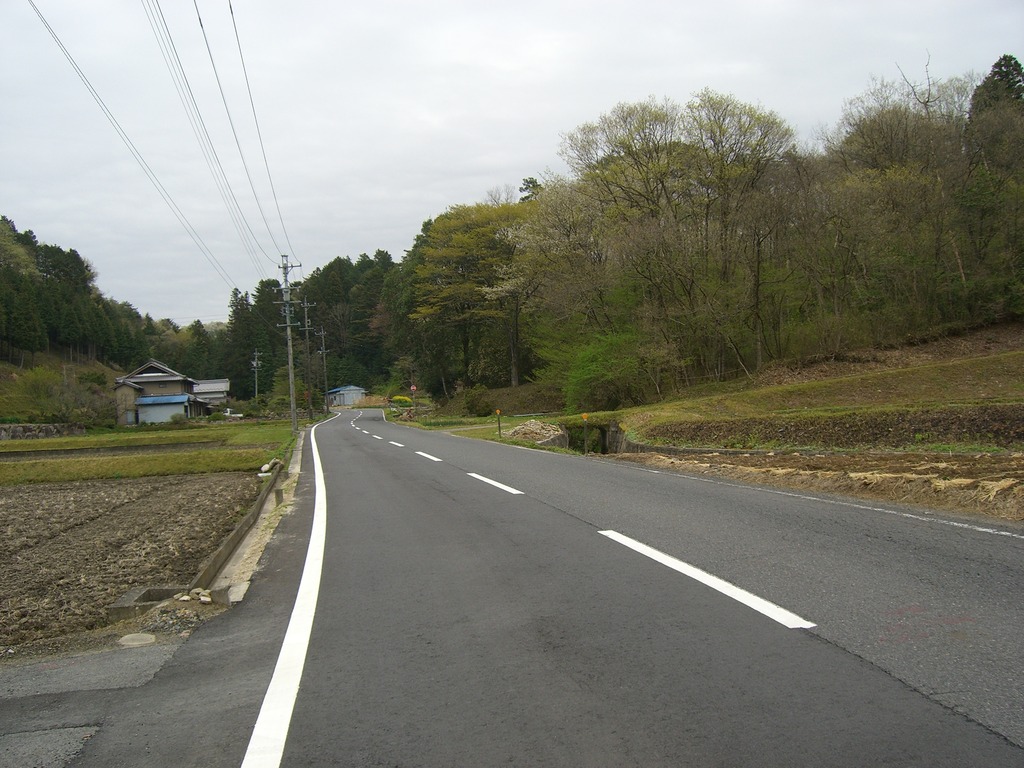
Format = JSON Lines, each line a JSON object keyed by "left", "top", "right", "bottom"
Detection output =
{"left": 599, "top": 530, "right": 816, "bottom": 630}
{"left": 416, "top": 451, "right": 443, "bottom": 462}
{"left": 241, "top": 418, "right": 332, "bottom": 767}
{"left": 373, "top": 435, "right": 383, "bottom": 440}
{"left": 468, "top": 472, "right": 524, "bottom": 495}
{"left": 672, "top": 472, "right": 1024, "bottom": 543}
{"left": 389, "top": 441, "right": 405, "bottom": 447}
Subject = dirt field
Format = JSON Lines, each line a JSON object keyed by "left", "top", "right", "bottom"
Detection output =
{"left": 0, "top": 473, "right": 259, "bottom": 654}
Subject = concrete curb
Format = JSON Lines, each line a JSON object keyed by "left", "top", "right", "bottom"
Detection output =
{"left": 189, "top": 461, "right": 285, "bottom": 593}
{"left": 105, "top": 435, "right": 303, "bottom": 623}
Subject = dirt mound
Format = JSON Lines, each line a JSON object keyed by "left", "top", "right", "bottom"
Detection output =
{"left": 507, "top": 419, "right": 563, "bottom": 442}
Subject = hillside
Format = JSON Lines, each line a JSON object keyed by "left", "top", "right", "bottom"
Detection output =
{"left": 0, "top": 353, "right": 122, "bottom": 424}
{"left": 602, "top": 323, "right": 1024, "bottom": 522}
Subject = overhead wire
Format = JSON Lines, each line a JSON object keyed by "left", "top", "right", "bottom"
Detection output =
{"left": 191, "top": 0, "right": 282, "bottom": 265}
{"left": 25, "top": 0, "right": 238, "bottom": 293}
{"left": 228, "top": 0, "right": 299, "bottom": 261}
{"left": 141, "top": 0, "right": 269, "bottom": 279}
{"left": 156, "top": 1, "right": 297, "bottom": 336}
{"left": 29, "top": 0, "right": 293, "bottom": 338}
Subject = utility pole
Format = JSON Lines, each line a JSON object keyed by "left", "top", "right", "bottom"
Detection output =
{"left": 301, "top": 298, "right": 315, "bottom": 419}
{"left": 278, "top": 254, "right": 300, "bottom": 434}
{"left": 315, "top": 325, "right": 330, "bottom": 413}
{"left": 251, "top": 349, "right": 262, "bottom": 401}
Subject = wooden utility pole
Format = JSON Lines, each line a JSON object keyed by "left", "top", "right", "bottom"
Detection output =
{"left": 251, "top": 349, "right": 262, "bottom": 401}
{"left": 278, "top": 255, "right": 300, "bottom": 434}
{"left": 316, "top": 325, "right": 329, "bottom": 412}
{"left": 301, "top": 298, "right": 315, "bottom": 419}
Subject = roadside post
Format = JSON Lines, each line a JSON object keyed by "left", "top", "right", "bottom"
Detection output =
{"left": 582, "top": 413, "right": 589, "bottom": 456}
{"left": 496, "top": 409, "right": 502, "bottom": 438}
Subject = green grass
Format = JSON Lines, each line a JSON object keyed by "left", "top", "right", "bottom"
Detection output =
{"left": 0, "top": 449, "right": 275, "bottom": 485}
{"left": 0, "top": 420, "right": 296, "bottom": 453}
{"left": 416, "top": 415, "right": 545, "bottom": 435}
{"left": 0, "top": 420, "right": 298, "bottom": 485}
{"left": 412, "top": 349, "right": 1024, "bottom": 454}
{"left": 624, "top": 351, "right": 1024, "bottom": 427}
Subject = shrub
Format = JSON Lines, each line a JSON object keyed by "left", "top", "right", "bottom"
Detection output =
{"left": 77, "top": 371, "right": 108, "bottom": 387}
{"left": 563, "top": 332, "right": 644, "bottom": 411}
{"left": 464, "top": 385, "right": 493, "bottom": 417}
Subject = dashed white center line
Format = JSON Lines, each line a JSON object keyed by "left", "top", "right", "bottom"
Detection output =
{"left": 468, "top": 473, "right": 523, "bottom": 495}
{"left": 415, "top": 451, "right": 443, "bottom": 462}
{"left": 599, "top": 530, "right": 816, "bottom": 630}
{"left": 389, "top": 441, "right": 404, "bottom": 447}
{"left": 372, "top": 435, "right": 383, "bottom": 440}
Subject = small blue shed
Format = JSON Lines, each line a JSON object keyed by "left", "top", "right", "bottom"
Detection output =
{"left": 327, "top": 385, "right": 367, "bottom": 407}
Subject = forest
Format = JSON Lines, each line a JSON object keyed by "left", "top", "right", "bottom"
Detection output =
{"left": 2, "top": 54, "right": 1021, "bottom": 419}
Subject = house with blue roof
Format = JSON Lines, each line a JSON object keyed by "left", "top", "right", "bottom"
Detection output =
{"left": 114, "top": 360, "right": 213, "bottom": 425}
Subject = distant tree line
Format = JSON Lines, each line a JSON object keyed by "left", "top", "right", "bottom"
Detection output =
{"left": 0, "top": 218, "right": 151, "bottom": 369}
{"left": 4, "top": 54, "right": 1021, "bottom": 413}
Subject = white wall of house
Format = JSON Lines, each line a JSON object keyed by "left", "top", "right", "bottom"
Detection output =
{"left": 139, "top": 403, "right": 187, "bottom": 424}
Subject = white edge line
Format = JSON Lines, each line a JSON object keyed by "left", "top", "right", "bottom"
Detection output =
{"left": 599, "top": 530, "right": 816, "bottom": 630}
{"left": 636, "top": 464, "right": 1024, "bottom": 543}
{"left": 415, "top": 451, "right": 443, "bottom": 462}
{"left": 241, "top": 418, "right": 331, "bottom": 767}
{"left": 468, "top": 472, "right": 524, "bottom": 495}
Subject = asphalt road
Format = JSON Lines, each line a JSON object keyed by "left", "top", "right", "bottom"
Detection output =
{"left": 3, "top": 409, "right": 1023, "bottom": 767}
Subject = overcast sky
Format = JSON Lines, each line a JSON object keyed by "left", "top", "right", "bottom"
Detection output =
{"left": 3, "top": 1, "right": 1021, "bottom": 325}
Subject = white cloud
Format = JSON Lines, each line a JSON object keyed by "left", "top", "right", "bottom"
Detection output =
{"left": 3, "top": 0, "right": 1020, "bottom": 322}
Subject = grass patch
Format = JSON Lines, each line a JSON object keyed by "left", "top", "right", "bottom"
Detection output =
{"left": 633, "top": 351, "right": 1024, "bottom": 428}
{"left": 0, "top": 420, "right": 296, "bottom": 453}
{"left": 0, "top": 419, "right": 298, "bottom": 484}
{"left": 0, "top": 448, "right": 276, "bottom": 485}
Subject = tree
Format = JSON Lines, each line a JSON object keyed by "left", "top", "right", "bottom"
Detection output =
{"left": 221, "top": 289, "right": 260, "bottom": 400}
{"left": 556, "top": 93, "right": 795, "bottom": 382}
{"left": 182, "top": 320, "right": 212, "bottom": 379}
{"left": 970, "top": 54, "right": 1024, "bottom": 118}
{"left": 963, "top": 55, "right": 1024, "bottom": 310}
{"left": 411, "top": 202, "right": 532, "bottom": 388}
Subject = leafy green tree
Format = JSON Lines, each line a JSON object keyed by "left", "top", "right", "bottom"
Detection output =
{"left": 0, "top": 217, "right": 36, "bottom": 274}
{"left": 411, "top": 202, "right": 532, "bottom": 388}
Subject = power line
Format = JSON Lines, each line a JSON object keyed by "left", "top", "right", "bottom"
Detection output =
{"left": 29, "top": 0, "right": 297, "bottom": 344}
{"left": 228, "top": 0, "right": 299, "bottom": 261}
{"left": 26, "top": 0, "right": 237, "bottom": 292}
{"left": 141, "top": 0, "right": 270, "bottom": 279}
{"left": 191, "top": 0, "right": 281, "bottom": 264}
